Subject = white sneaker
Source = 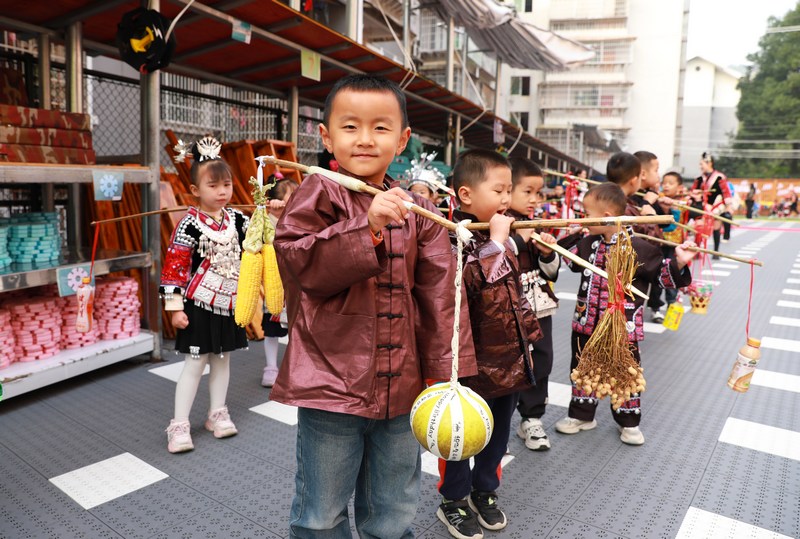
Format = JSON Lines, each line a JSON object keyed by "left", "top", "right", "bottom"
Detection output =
{"left": 554, "top": 417, "right": 597, "bottom": 434}
{"left": 619, "top": 426, "right": 645, "bottom": 445}
{"left": 261, "top": 365, "right": 279, "bottom": 387}
{"left": 517, "top": 418, "right": 551, "bottom": 451}
{"left": 651, "top": 309, "right": 665, "bottom": 323}
{"left": 166, "top": 419, "right": 194, "bottom": 453}
{"left": 205, "top": 406, "right": 238, "bottom": 438}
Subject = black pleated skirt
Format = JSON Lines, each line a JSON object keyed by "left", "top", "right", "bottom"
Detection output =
{"left": 175, "top": 301, "right": 248, "bottom": 355}
{"left": 261, "top": 311, "right": 289, "bottom": 338}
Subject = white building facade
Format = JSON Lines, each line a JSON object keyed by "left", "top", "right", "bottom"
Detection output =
{"left": 498, "top": 0, "right": 687, "bottom": 172}
{"left": 677, "top": 56, "right": 741, "bottom": 175}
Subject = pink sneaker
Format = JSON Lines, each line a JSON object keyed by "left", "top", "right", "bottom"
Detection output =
{"left": 166, "top": 419, "right": 194, "bottom": 453}
{"left": 205, "top": 406, "right": 238, "bottom": 438}
{"left": 261, "top": 365, "right": 279, "bottom": 387}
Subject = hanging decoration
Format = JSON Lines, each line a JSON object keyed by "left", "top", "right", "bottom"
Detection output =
{"left": 570, "top": 227, "right": 646, "bottom": 411}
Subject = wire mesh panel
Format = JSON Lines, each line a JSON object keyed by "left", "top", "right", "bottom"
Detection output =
{"left": 86, "top": 72, "right": 141, "bottom": 158}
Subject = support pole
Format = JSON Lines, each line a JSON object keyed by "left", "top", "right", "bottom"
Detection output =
{"left": 140, "top": 0, "right": 163, "bottom": 359}
{"left": 493, "top": 59, "right": 502, "bottom": 115}
{"left": 345, "top": 0, "right": 364, "bottom": 44}
{"left": 38, "top": 33, "right": 54, "bottom": 213}
{"left": 288, "top": 85, "right": 299, "bottom": 148}
{"left": 445, "top": 16, "right": 455, "bottom": 165}
{"left": 402, "top": 0, "right": 411, "bottom": 69}
{"left": 65, "top": 22, "right": 84, "bottom": 250}
{"left": 454, "top": 113, "right": 461, "bottom": 160}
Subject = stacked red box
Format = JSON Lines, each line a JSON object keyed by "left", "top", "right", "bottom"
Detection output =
{"left": 94, "top": 276, "right": 141, "bottom": 340}
{"left": 0, "top": 308, "right": 15, "bottom": 368}
{"left": 9, "top": 297, "right": 62, "bottom": 362}
{"left": 0, "top": 104, "right": 94, "bottom": 164}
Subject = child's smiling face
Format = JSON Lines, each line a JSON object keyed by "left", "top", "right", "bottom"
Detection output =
{"left": 320, "top": 89, "right": 411, "bottom": 185}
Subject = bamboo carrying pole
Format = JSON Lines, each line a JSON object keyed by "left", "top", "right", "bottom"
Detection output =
{"left": 469, "top": 214, "right": 674, "bottom": 231}
{"left": 529, "top": 231, "right": 649, "bottom": 301}
{"left": 260, "top": 156, "right": 653, "bottom": 300}
{"left": 90, "top": 205, "right": 257, "bottom": 226}
{"left": 632, "top": 232, "right": 763, "bottom": 267}
{"left": 542, "top": 168, "right": 738, "bottom": 227}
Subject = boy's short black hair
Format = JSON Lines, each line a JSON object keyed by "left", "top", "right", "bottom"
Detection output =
{"left": 323, "top": 74, "right": 408, "bottom": 129}
{"left": 662, "top": 171, "right": 682, "bottom": 184}
{"left": 633, "top": 151, "right": 657, "bottom": 166}
{"left": 585, "top": 182, "right": 627, "bottom": 216}
{"left": 453, "top": 149, "right": 510, "bottom": 202}
{"left": 606, "top": 152, "right": 641, "bottom": 185}
{"left": 508, "top": 157, "right": 543, "bottom": 187}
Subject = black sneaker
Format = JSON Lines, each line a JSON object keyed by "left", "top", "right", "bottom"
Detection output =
{"left": 468, "top": 490, "right": 507, "bottom": 530}
{"left": 437, "top": 499, "right": 483, "bottom": 539}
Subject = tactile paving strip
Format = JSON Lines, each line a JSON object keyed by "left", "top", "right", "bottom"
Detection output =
{"left": 148, "top": 505, "right": 278, "bottom": 538}
{"left": 89, "top": 478, "right": 215, "bottom": 539}
{"left": 692, "top": 469, "right": 800, "bottom": 537}
{"left": 0, "top": 444, "right": 123, "bottom": 538}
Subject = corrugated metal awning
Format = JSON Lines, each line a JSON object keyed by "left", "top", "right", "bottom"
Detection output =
{"left": 430, "top": 0, "right": 594, "bottom": 70}
{"left": 0, "top": 0, "right": 591, "bottom": 171}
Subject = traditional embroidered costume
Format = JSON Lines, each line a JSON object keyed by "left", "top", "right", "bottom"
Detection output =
{"left": 558, "top": 228, "right": 692, "bottom": 426}
{"left": 161, "top": 206, "right": 249, "bottom": 358}
{"left": 507, "top": 209, "right": 560, "bottom": 425}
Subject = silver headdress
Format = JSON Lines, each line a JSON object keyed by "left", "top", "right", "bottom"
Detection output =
{"left": 172, "top": 136, "right": 223, "bottom": 164}
{"left": 404, "top": 152, "right": 454, "bottom": 196}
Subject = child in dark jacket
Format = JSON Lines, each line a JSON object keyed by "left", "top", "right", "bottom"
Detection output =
{"left": 556, "top": 183, "right": 697, "bottom": 446}
{"left": 507, "top": 158, "right": 560, "bottom": 451}
{"left": 436, "top": 149, "right": 542, "bottom": 539}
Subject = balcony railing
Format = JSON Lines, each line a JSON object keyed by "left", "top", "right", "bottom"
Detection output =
{"left": 549, "top": 0, "right": 627, "bottom": 20}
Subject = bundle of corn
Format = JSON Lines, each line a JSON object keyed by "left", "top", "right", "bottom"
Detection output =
{"left": 235, "top": 175, "right": 276, "bottom": 327}
{"left": 571, "top": 227, "right": 646, "bottom": 410}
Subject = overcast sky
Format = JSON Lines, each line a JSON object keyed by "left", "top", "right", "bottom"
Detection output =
{"left": 686, "top": 0, "right": 798, "bottom": 68}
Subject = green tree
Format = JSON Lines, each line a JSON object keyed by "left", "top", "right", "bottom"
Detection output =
{"left": 717, "top": 2, "right": 800, "bottom": 178}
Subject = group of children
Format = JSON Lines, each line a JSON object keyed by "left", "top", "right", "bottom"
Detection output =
{"left": 158, "top": 74, "right": 698, "bottom": 539}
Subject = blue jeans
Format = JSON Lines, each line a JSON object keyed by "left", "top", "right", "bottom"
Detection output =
{"left": 289, "top": 407, "right": 421, "bottom": 539}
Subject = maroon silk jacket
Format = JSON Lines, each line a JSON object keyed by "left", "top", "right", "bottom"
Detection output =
{"left": 453, "top": 210, "right": 541, "bottom": 400}
{"left": 271, "top": 173, "right": 477, "bottom": 419}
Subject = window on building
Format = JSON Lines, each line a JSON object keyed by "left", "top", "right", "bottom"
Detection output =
{"left": 510, "top": 76, "right": 531, "bottom": 96}
{"left": 516, "top": 0, "right": 534, "bottom": 12}
{"left": 573, "top": 88, "right": 598, "bottom": 107}
{"left": 511, "top": 111, "right": 530, "bottom": 132}
{"left": 519, "top": 112, "right": 529, "bottom": 132}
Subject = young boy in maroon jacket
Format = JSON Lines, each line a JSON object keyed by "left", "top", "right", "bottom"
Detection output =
{"left": 436, "top": 149, "right": 542, "bottom": 539}
{"left": 272, "top": 74, "right": 476, "bottom": 539}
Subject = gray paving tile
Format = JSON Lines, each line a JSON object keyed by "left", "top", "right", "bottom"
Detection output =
{"left": 565, "top": 487, "right": 687, "bottom": 539}
{"left": 0, "top": 444, "right": 123, "bottom": 539}
{"left": 0, "top": 398, "right": 125, "bottom": 478}
{"left": 216, "top": 465, "right": 296, "bottom": 536}
{"left": 547, "top": 517, "right": 627, "bottom": 539}
{"left": 90, "top": 478, "right": 216, "bottom": 539}
{"left": 703, "top": 442, "right": 800, "bottom": 498}
{"left": 147, "top": 504, "right": 279, "bottom": 539}
{"left": 693, "top": 470, "right": 800, "bottom": 537}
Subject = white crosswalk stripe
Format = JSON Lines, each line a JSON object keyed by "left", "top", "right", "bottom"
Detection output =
{"left": 769, "top": 316, "right": 800, "bottom": 328}
{"left": 719, "top": 418, "right": 800, "bottom": 462}
{"left": 676, "top": 507, "right": 792, "bottom": 539}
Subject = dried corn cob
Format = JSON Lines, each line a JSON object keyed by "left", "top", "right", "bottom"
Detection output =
{"left": 235, "top": 250, "right": 263, "bottom": 327}
{"left": 262, "top": 244, "right": 284, "bottom": 314}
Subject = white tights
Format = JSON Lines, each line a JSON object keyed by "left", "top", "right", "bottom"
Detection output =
{"left": 173, "top": 353, "right": 230, "bottom": 421}
{"left": 263, "top": 337, "right": 279, "bottom": 368}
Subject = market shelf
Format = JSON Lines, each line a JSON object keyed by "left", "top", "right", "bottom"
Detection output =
{"left": 0, "top": 331, "right": 155, "bottom": 399}
{"left": 0, "top": 163, "right": 151, "bottom": 184}
{"left": 0, "top": 249, "right": 152, "bottom": 292}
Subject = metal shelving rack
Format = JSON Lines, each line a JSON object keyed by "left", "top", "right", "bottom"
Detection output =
{"left": 0, "top": 19, "right": 161, "bottom": 400}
